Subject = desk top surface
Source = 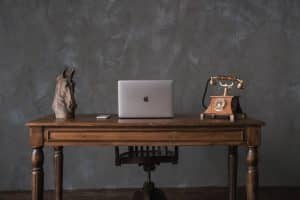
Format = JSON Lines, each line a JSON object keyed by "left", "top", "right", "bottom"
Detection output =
{"left": 26, "top": 114, "right": 265, "bottom": 128}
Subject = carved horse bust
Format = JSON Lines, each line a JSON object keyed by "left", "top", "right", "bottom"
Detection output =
{"left": 52, "top": 69, "right": 77, "bottom": 119}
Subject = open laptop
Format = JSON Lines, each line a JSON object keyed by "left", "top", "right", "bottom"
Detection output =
{"left": 118, "top": 80, "right": 174, "bottom": 118}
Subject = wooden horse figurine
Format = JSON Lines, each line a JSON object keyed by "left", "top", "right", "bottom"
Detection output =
{"left": 52, "top": 68, "right": 77, "bottom": 119}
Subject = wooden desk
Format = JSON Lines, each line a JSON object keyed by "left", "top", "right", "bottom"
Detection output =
{"left": 27, "top": 114, "right": 264, "bottom": 200}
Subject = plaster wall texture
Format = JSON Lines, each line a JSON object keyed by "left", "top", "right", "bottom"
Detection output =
{"left": 0, "top": 0, "right": 300, "bottom": 190}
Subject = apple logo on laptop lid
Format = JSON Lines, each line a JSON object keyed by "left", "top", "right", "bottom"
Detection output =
{"left": 143, "top": 96, "right": 149, "bottom": 102}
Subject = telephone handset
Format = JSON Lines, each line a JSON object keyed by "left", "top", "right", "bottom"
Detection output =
{"left": 200, "top": 75, "right": 246, "bottom": 122}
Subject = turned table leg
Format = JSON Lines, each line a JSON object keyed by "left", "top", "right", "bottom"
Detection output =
{"left": 54, "top": 147, "right": 63, "bottom": 200}
{"left": 228, "top": 146, "right": 238, "bottom": 200}
{"left": 246, "top": 146, "right": 258, "bottom": 200}
{"left": 32, "top": 148, "right": 44, "bottom": 200}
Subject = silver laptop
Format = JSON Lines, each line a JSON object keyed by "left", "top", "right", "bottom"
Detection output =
{"left": 118, "top": 80, "right": 174, "bottom": 118}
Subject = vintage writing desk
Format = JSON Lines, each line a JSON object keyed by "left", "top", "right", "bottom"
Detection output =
{"left": 26, "top": 114, "right": 264, "bottom": 200}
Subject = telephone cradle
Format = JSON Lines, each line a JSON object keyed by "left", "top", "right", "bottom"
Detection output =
{"left": 200, "top": 75, "right": 247, "bottom": 122}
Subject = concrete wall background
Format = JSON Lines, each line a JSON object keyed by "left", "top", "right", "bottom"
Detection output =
{"left": 0, "top": 0, "right": 300, "bottom": 190}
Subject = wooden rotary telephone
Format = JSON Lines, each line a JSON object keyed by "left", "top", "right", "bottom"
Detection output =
{"left": 200, "top": 75, "right": 246, "bottom": 122}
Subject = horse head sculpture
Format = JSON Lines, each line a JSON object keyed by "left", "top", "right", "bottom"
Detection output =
{"left": 52, "top": 68, "right": 77, "bottom": 119}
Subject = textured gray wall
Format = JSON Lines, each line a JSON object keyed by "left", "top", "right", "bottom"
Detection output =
{"left": 0, "top": 0, "right": 300, "bottom": 191}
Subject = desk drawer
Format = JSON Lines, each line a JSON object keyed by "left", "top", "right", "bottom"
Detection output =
{"left": 45, "top": 128, "right": 244, "bottom": 146}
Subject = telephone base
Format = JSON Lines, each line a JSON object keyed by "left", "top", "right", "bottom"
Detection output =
{"left": 200, "top": 96, "right": 246, "bottom": 122}
{"left": 200, "top": 113, "right": 246, "bottom": 122}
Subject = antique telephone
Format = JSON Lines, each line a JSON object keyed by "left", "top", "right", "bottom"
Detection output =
{"left": 200, "top": 75, "right": 246, "bottom": 122}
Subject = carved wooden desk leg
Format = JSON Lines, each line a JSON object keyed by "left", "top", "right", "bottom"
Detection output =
{"left": 228, "top": 146, "right": 238, "bottom": 200}
{"left": 246, "top": 146, "right": 258, "bottom": 200}
{"left": 54, "top": 147, "right": 63, "bottom": 200}
{"left": 32, "top": 148, "right": 44, "bottom": 200}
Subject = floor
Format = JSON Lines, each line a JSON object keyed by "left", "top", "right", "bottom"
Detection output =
{"left": 0, "top": 187, "right": 299, "bottom": 200}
